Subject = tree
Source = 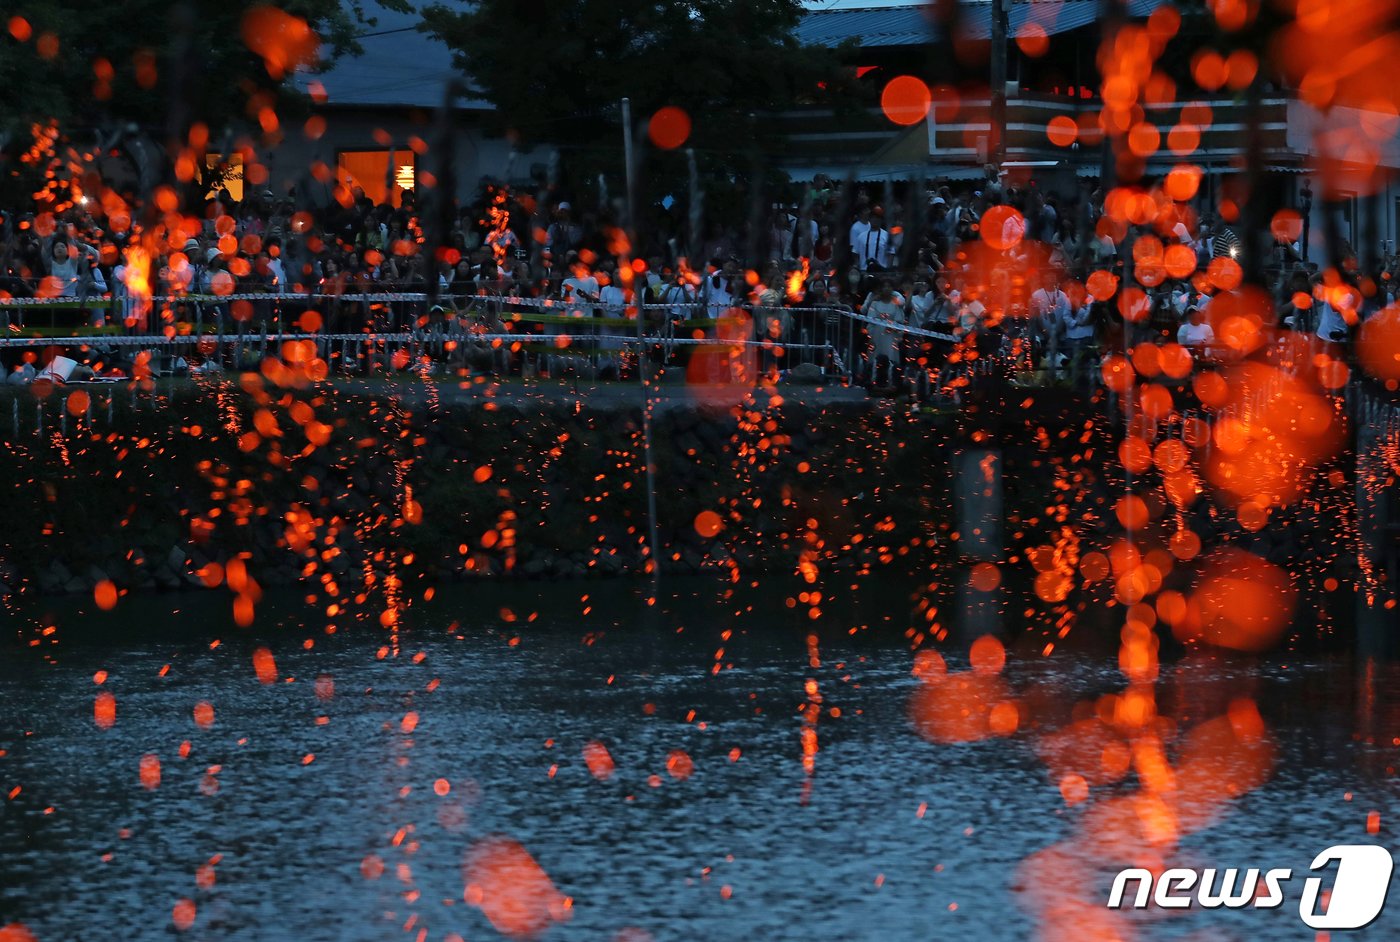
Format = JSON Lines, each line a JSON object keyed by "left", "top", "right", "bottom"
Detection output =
{"left": 1, "top": 0, "right": 406, "bottom": 204}
{"left": 419, "top": 0, "right": 855, "bottom": 170}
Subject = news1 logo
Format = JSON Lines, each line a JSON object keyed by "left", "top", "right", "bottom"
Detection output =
{"left": 1107, "top": 845, "right": 1394, "bottom": 930}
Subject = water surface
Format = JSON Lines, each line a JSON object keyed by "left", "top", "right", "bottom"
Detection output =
{"left": 1, "top": 581, "right": 1396, "bottom": 940}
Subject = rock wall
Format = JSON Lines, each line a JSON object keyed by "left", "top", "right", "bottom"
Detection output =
{"left": 0, "top": 381, "right": 961, "bottom": 598}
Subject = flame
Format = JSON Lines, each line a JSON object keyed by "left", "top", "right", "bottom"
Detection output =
{"left": 786, "top": 257, "right": 809, "bottom": 303}
{"left": 121, "top": 241, "right": 153, "bottom": 330}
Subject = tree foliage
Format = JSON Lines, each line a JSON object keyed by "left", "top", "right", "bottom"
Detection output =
{"left": 0, "top": 0, "right": 405, "bottom": 140}
{"left": 419, "top": 0, "right": 855, "bottom": 159}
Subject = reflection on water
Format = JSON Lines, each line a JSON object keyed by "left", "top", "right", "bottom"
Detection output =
{"left": 0, "top": 580, "right": 1397, "bottom": 941}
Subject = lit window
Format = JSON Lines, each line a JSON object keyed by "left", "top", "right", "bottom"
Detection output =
{"left": 337, "top": 150, "right": 415, "bottom": 207}
{"left": 205, "top": 153, "right": 245, "bottom": 201}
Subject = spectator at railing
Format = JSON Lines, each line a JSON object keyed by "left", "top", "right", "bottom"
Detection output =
{"left": 854, "top": 209, "right": 892, "bottom": 278}
{"left": 6, "top": 157, "right": 1385, "bottom": 405}
{"left": 43, "top": 234, "right": 104, "bottom": 298}
{"left": 862, "top": 280, "right": 906, "bottom": 388}
{"left": 1177, "top": 305, "right": 1216, "bottom": 347}
{"left": 1315, "top": 296, "right": 1351, "bottom": 345}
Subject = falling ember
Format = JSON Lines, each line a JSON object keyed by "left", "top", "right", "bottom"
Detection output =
{"left": 909, "top": 669, "right": 1013, "bottom": 744}
{"left": 94, "top": 580, "right": 118, "bottom": 611}
{"left": 987, "top": 701, "right": 1019, "bottom": 736}
{"left": 94, "top": 691, "right": 116, "bottom": 729}
{"left": 968, "top": 636, "right": 1006, "bottom": 675}
{"left": 881, "top": 75, "right": 932, "bottom": 126}
{"left": 911, "top": 649, "right": 947, "bottom": 679}
{"left": 1058, "top": 774, "right": 1090, "bottom": 806}
{"left": 252, "top": 648, "right": 278, "bottom": 685}
{"left": 241, "top": 5, "right": 319, "bottom": 79}
{"left": 648, "top": 106, "right": 692, "bottom": 149}
{"left": 140, "top": 754, "right": 161, "bottom": 790}
{"left": 979, "top": 205, "right": 1026, "bottom": 252}
{"left": 665, "top": 750, "right": 694, "bottom": 780}
{"left": 1359, "top": 305, "right": 1400, "bottom": 383}
{"left": 193, "top": 702, "right": 215, "bottom": 729}
{"left": 969, "top": 563, "right": 1001, "bottom": 592}
{"left": 582, "top": 741, "right": 616, "bottom": 781}
{"left": 1185, "top": 550, "right": 1298, "bottom": 652}
{"left": 694, "top": 510, "right": 724, "bottom": 539}
{"left": 171, "top": 898, "right": 196, "bottom": 931}
{"left": 462, "top": 837, "right": 570, "bottom": 937}
{"left": 1046, "top": 115, "right": 1078, "bottom": 147}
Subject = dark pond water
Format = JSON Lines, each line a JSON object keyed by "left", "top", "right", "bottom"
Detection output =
{"left": 1, "top": 579, "right": 1398, "bottom": 941}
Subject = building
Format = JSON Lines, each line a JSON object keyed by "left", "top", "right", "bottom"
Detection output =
{"left": 258, "top": 3, "right": 543, "bottom": 207}
{"left": 785, "top": 1, "right": 1400, "bottom": 266}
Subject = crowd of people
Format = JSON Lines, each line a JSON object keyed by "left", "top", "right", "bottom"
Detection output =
{"left": 0, "top": 163, "right": 1383, "bottom": 389}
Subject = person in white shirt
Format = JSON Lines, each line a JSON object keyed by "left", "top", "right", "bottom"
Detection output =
{"left": 551, "top": 253, "right": 601, "bottom": 362}
{"left": 704, "top": 262, "right": 739, "bottom": 316}
{"left": 1314, "top": 300, "right": 1349, "bottom": 344}
{"left": 560, "top": 252, "right": 600, "bottom": 314}
{"left": 659, "top": 270, "right": 696, "bottom": 321}
{"left": 849, "top": 208, "right": 872, "bottom": 268}
{"left": 858, "top": 217, "right": 891, "bottom": 273}
{"left": 644, "top": 256, "right": 664, "bottom": 296}
{"left": 1060, "top": 301, "right": 1098, "bottom": 380}
{"left": 595, "top": 259, "right": 629, "bottom": 374}
{"left": 862, "top": 280, "right": 906, "bottom": 386}
{"left": 792, "top": 210, "right": 819, "bottom": 260}
{"left": 1030, "top": 275, "right": 1071, "bottom": 347}
{"left": 954, "top": 293, "right": 985, "bottom": 342}
{"left": 42, "top": 235, "right": 103, "bottom": 298}
{"left": 1177, "top": 306, "right": 1215, "bottom": 347}
{"left": 909, "top": 280, "right": 938, "bottom": 326}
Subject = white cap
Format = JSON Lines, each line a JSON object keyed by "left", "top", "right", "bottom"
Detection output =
{"left": 558, "top": 201, "right": 571, "bottom": 211}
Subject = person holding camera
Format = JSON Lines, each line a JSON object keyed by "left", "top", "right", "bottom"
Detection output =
{"left": 42, "top": 229, "right": 103, "bottom": 298}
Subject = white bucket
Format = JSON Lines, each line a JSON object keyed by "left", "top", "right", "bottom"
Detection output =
{"left": 36, "top": 355, "right": 78, "bottom": 383}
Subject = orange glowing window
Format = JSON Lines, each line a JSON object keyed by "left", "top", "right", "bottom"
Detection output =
{"left": 205, "top": 153, "right": 244, "bottom": 201}
{"left": 337, "top": 150, "right": 415, "bottom": 208}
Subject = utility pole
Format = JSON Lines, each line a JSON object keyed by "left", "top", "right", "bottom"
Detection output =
{"left": 621, "top": 96, "right": 662, "bottom": 594}
{"left": 1098, "top": 0, "right": 1122, "bottom": 187}
{"left": 622, "top": 97, "right": 636, "bottom": 232}
{"left": 989, "top": 0, "right": 1009, "bottom": 169}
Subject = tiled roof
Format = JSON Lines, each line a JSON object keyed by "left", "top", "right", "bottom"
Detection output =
{"left": 796, "top": 5, "right": 934, "bottom": 47}
{"left": 797, "top": 0, "right": 1168, "bottom": 48}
